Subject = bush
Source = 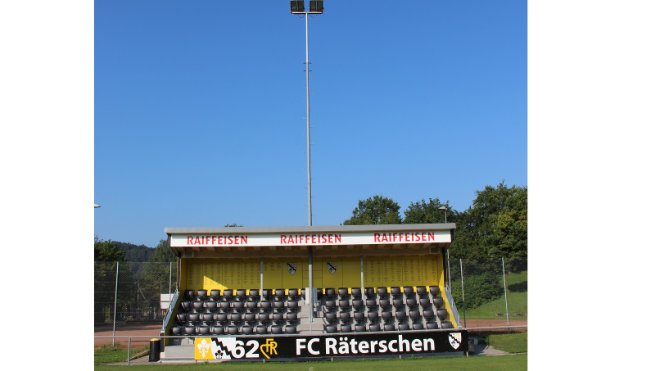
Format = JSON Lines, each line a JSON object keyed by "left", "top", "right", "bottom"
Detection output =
{"left": 451, "top": 272, "right": 501, "bottom": 309}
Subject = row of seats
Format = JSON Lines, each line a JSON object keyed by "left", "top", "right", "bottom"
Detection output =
{"left": 171, "top": 324, "right": 298, "bottom": 336}
{"left": 183, "top": 288, "right": 302, "bottom": 302}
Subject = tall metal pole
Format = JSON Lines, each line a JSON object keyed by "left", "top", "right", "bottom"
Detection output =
{"left": 459, "top": 258, "right": 466, "bottom": 329}
{"left": 304, "top": 12, "right": 315, "bottom": 323}
{"left": 305, "top": 11, "right": 312, "bottom": 227}
{"left": 502, "top": 257, "right": 510, "bottom": 324}
{"left": 113, "top": 261, "right": 119, "bottom": 346}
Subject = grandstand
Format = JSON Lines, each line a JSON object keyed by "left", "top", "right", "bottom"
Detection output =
{"left": 160, "top": 224, "right": 466, "bottom": 360}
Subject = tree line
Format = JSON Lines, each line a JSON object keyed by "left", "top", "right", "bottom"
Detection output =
{"left": 94, "top": 182, "right": 526, "bottom": 322}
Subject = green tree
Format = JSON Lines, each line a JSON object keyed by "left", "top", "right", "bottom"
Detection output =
{"left": 140, "top": 240, "right": 177, "bottom": 318}
{"left": 344, "top": 195, "right": 402, "bottom": 225}
{"left": 452, "top": 182, "right": 527, "bottom": 272}
{"left": 94, "top": 239, "right": 126, "bottom": 325}
{"left": 403, "top": 198, "right": 456, "bottom": 224}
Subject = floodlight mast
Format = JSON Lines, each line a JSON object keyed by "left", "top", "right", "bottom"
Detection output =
{"left": 290, "top": 0, "right": 324, "bottom": 325}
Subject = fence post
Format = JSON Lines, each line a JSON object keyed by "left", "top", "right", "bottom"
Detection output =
{"left": 169, "top": 262, "right": 172, "bottom": 295}
{"left": 127, "top": 337, "right": 131, "bottom": 365}
{"left": 113, "top": 261, "right": 119, "bottom": 346}
{"left": 459, "top": 258, "right": 466, "bottom": 329}
{"left": 502, "top": 257, "right": 510, "bottom": 324}
{"left": 447, "top": 250, "right": 452, "bottom": 294}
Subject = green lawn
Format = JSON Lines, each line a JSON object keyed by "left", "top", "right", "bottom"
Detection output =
{"left": 95, "top": 354, "right": 527, "bottom": 370}
{"left": 465, "top": 271, "right": 527, "bottom": 320}
{"left": 488, "top": 333, "right": 527, "bottom": 353}
{"left": 94, "top": 344, "right": 149, "bottom": 365}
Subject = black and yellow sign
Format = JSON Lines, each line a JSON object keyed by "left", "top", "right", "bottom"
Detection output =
{"left": 195, "top": 330, "right": 467, "bottom": 361}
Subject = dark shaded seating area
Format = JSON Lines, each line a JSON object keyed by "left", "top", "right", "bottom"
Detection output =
{"left": 171, "top": 288, "right": 300, "bottom": 336}
{"left": 319, "top": 285, "right": 454, "bottom": 333}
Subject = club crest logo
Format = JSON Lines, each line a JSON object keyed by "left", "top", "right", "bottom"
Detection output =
{"left": 194, "top": 337, "right": 214, "bottom": 360}
{"left": 327, "top": 262, "right": 337, "bottom": 274}
{"left": 287, "top": 263, "right": 297, "bottom": 275}
{"left": 448, "top": 332, "right": 462, "bottom": 350}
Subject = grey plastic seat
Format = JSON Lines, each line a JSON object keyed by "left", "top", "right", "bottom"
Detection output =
{"left": 271, "top": 325, "right": 283, "bottom": 334}
{"left": 437, "top": 309, "right": 448, "bottom": 320}
{"left": 338, "top": 288, "right": 349, "bottom": 298}
{"left": 184, "top": 290, "right": 195, "bottom": 301}
{"left": 429, "top": 286, "right": 440, "bottom": 297}
{"left": 398, "top": 323, "right": 409, "bottom": 331}
{"left": 351, "top": 288, "right": 362, "bottom": 298}
{"left": 409, "top": 310, "right": 420, "bottom": 321}
{"left": 180, "top": 301, "right": 192, "bottom": 312}
{"left": 367, "top": 311, "right": 379, "bottom": 322}
{"left": 381, "top": 311, "right": 392, "bottom": 322}
{"left": 423, "top": 309, "right": 435, "bottom": 319}
{"left": 403, "top": 286, "right": 414, "bottom": 297}
{"left": 353, "top": 311, "right": 364, "bottom": 322}
{"left": 210, "top": 289, "right": 221, "bottom": 301}
{"left": 275, "top": 289, "right": 286, "bottom": 300}
{"left": 390, "top": 287, "right": 402, "bottom": 297}
{"left": 339, "top": 311, "right": 351, "bottom": 322}
{"left": 433, "top": 297, "right": 444, "bottom": 307}
{"left": 379, "top": 298, "right": 390, "bottom": 308}
{"left": 377, "top": 287, "right": 388, "bottom": 297}
{"left": 272, "top": 312, "right": 284, "bottom": 321}
{"left": 393, "top": 298, "right": 404, "bottom": 308}
{"left": 325, "top": 311, "right": 337, "bottom": 323}
{"left": 355, "top": 324, "right": 367, "bottom": 332}
{"left": 366, "top": 299, "right": 378, "bottom": 309}
{"left": 236, "top": 289, "right": 247, "bottom": 301}
{"left": 241, "top": 325, "right": 253, "bottom": 335}
{"left": 441, "top": 321, "right": 453, "bottom": 329}
{"left": 176, "top": 313, "right": 187, "bottom": 323}
{"left": 341, "top": 324, "right": 352, "bottom": 332}
{"left": 262, "top": 289, "right": 273, "bottom": 299}
{"left": 249, "top": 289, "right": 259, "bottom": 299}
{"left": 288, "top": 288, "right": 300, "bottom": 300}
{"left": 197, "top": 325, "right": 210, "bottom": 335}
{"left": 260, "top": 301, "right": 271, "bottom": 310}
{"left": 324, "top": 299, "right": 336, "bottom": 309}
{"left": 184, "top": 325, "right": 195, "bottom": 335}
{"left": 427, "top": 322, "right": 439, "bottom": 329}
{"left": 325, "top": 288, "right": 336, "bottom": 298}
{"left": 339, "top": 299, "right": 350, "bottom": 309}
{"left": 255, "top": 325, "right": 268, "bottom": 334}
{"left": 416, "top": 286, "right": 427, "bottom": 296}
{"left": 395, "top": 311, "right": 406, "bottom": 321}
{"left": 201, "top": 313, "right": 213, "bottom": 322}
{"left": 325, "top": 325, "right": 337, "bottom": 333}
{"left": 406, "top": 298, "right": 417, "bottom": 307}
{"left": 204, "top": 301, "right": 218, "bottom": 311}
{"left": 223, "top": 289, "right": 233, "bottom": 300}
{"left": 383, "top": 324, "right": 395, "bottom": 331}
{"left": 285, "top": 325, "right": 297, "bottom": 334}
{"left": 211, "top": 325, "right": 224, "bottom": 335}
{"left": 419, "top": 298, "right": 431, "bottom": 308}
{"left": 412, "top": 323, "right": 424, "bottom": 330}
{"left": 192, "top": 301, "right": 204, "bottom": 311}
{"left": 352, "top": 299, "right": 364, "bottom": 309}
{"left": 171, "top": 326, "right": 181, "bottom": 335}
{"left": 369, "top": 324, "right": 381, "bottom": 331}
{"left": 225, "top": 325, "right": 238, "bottom": 334}
{"left": 197, "top": 289, "right": 207, "bottom": 300}
{"left": 364, "top": 287, "right": 375, "bottom": 298}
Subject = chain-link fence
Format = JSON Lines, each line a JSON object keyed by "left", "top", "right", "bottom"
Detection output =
{"left": 94, "top": 261, "right": 176, "bottom": 327}
{"left": 447, "top": 256, "right": 527, "bottom": 329}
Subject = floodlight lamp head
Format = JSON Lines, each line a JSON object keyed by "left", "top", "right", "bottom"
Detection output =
{"left": 290, "top": 0, "right": 305, "bottom": 13}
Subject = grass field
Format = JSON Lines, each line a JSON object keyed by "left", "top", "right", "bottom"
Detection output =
{"left": 465, "top": 271, "right": 527, "bottom": 320}
{"left": 488, "top": 333, "right": 527, "bottom": 353}
{"left": 95, "top": 354, "right": 527, "bottom": 370}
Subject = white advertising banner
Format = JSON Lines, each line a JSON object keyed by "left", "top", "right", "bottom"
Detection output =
{"left": 170, "top": 230, "right": 450, "bottom": 248}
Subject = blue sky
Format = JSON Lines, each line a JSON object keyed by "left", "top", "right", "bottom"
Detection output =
{"left": 94, "top": 0, "right": 527, "bottom": 247}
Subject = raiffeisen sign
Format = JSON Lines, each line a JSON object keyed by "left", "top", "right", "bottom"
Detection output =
{"left": 170, "top": 230, "right": 451, "bottom": 248}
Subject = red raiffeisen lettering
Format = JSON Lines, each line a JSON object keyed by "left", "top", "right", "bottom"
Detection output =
{"left": 373, "top": 232, "right": 435, "bottom": 243}
{"left": 280, "top": 234, "right": 342, "bottom": 245}
{"left": 186, "top": 235, "right": 248, "bottom": 246}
